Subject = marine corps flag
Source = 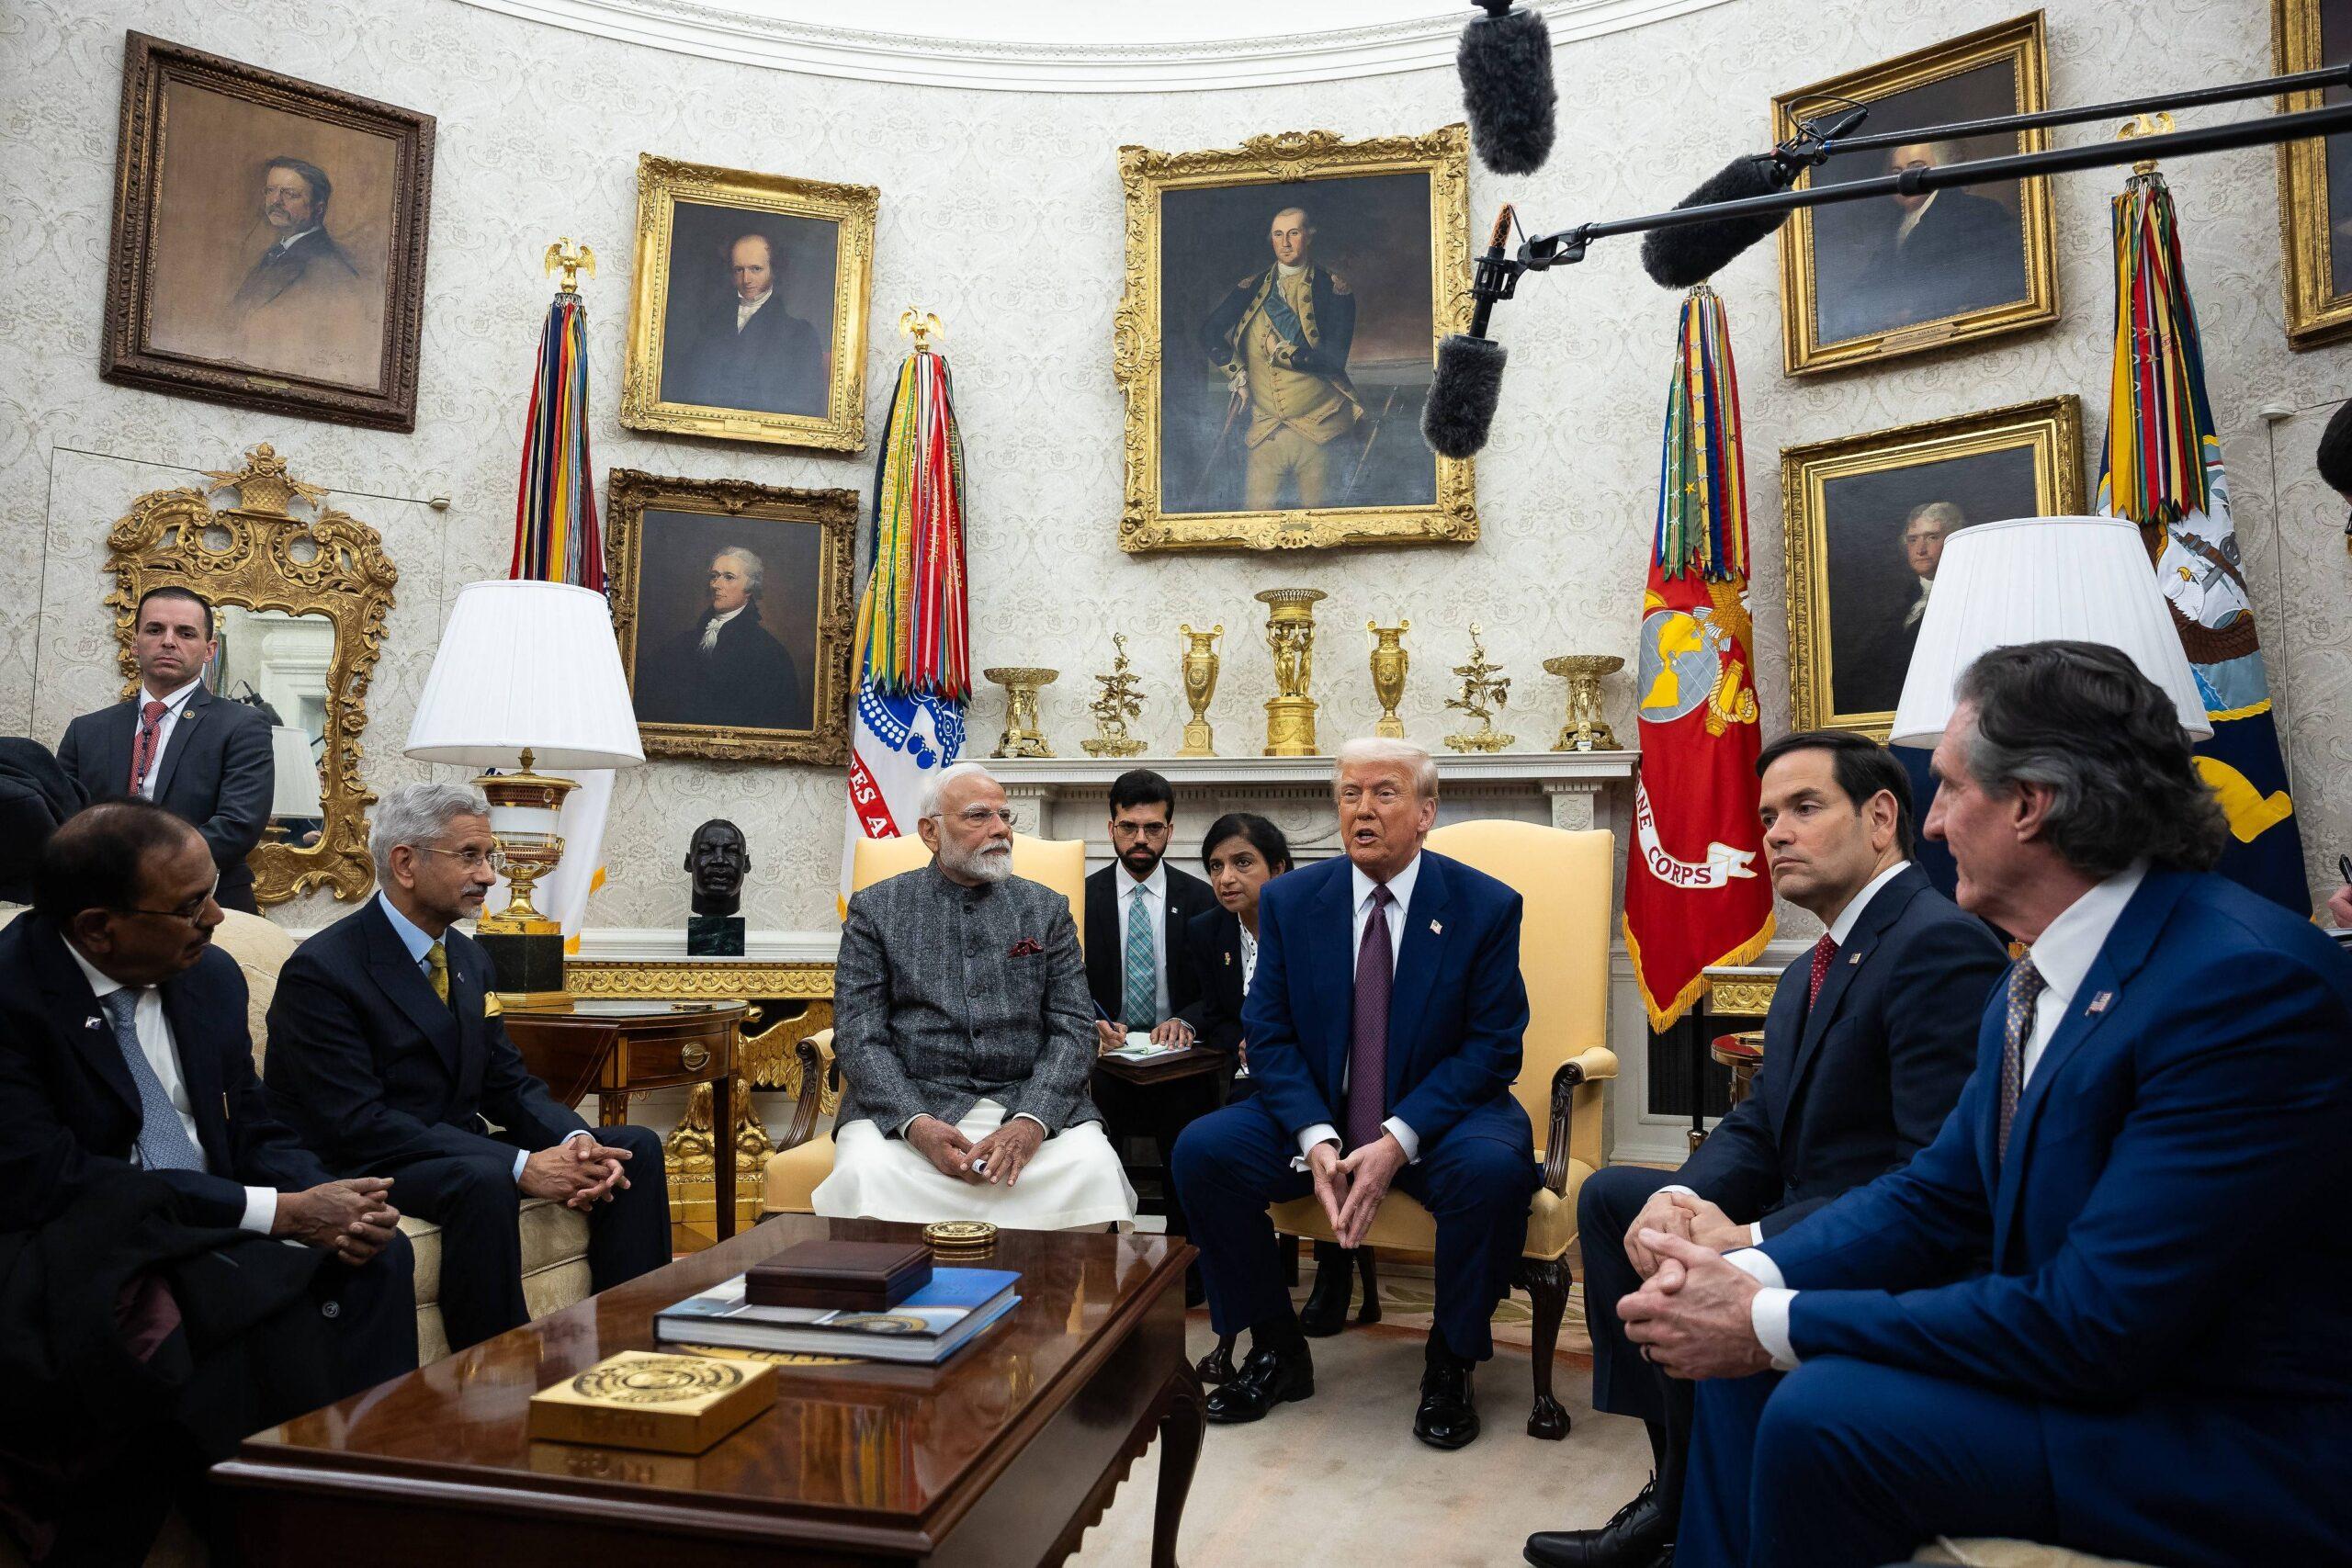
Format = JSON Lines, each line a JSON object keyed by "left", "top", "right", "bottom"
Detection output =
{"left": 841, "top": 345, "right": 970, "bottom": 904}
{"left": 1623, "top": 287, "right": 1774, "bottom": 1031}
{"left": 2095, "top": 166, "right": 2309, "bottom": 912}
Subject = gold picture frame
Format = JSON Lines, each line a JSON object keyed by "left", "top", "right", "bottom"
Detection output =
{"left": 1774, "top": 13, "right": 2059, "bottom": 375}
{"left": 619, "top": 153, "right": 876, "bottom": 452}
{"left": 605, "top": 468, "right": 858, "bottom": 765}
{"left": 107, "top": 444, "right": 397, "bottom": 906}
{"left": 1781, "top": 395, "right": 2083, "bottom": 738}
{"left": 1114, "top": 127, "right": 1477, "bottom": 553}
{"left": 2272, "top": 0, "right": 2352, "bottom": 348}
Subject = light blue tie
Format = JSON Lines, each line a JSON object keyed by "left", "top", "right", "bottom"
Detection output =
{"left": 101, "top": 988, "right": 205, "bottom": 1172}
{"left": 1122, "top": 891, "right": 1157, "bottom": 1028}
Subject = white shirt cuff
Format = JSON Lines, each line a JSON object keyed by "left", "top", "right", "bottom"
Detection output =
{"left": 1293, "top": 1123, "right": 1340, "bottom": 1169}
{"left": 241, "top": 1186, "right": 279, "bottom": 1235}
{"left": 513, "top": 1148, "right": 529, "bottom": 1183}
{"left": 1724, "top": 1247, "right": 1786, "bottom": 1289}
{"left": 1012, "top": 1111, "right": 1049, "bottom": 1133}
{"left": 1750, "top": 1221, "right": 1766, "bottom": 1247}
{"left": 1659, "top": 1183, "right": 1695, "bottom": 1198}
{"left": 1724, "top": 1248, "right": 1798, "bottom": 1371}
{"left": 1381, "top": 1116, "right": 1420, "bottom": 1164}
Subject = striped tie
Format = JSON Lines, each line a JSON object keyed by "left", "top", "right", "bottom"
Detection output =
{"left": 101, "top": 989, "right": 204, "bottom": 1173}
{"left": 1121, "top": 892, "right": 1156, "bottom": 1027}
{"left": 1996, "top": 959, "right": 2045, "bottom": 1161}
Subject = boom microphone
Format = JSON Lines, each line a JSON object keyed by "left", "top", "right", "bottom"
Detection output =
{"left": 1639, "top": 107, "right": 1869, "bottom": 288}
{"left": 1423, "top": 205, "right": 1520, "bottom": 459}
{"left": 1458, "top": 1, "right": 1557, "bottom": 175}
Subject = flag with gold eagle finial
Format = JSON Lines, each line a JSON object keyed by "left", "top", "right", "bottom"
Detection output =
{"left": 1623, "top": 287, "right": 1774, "bottom": 1031}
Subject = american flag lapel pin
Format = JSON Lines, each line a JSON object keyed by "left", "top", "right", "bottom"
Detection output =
{"left": 1849, "top": 952, "right": 1862, "bottom": 964}
{"left": 2087, "top": 991, "right": 2114, "bottom": 1015}
{"left": 85, "top": 1016, "right": 103, "bottom": 1031}
{"left": 1224, "top": 952, "right": 1233, "bottom": 966}
{"left": 1430, "top": 919, "right": 1442, "bottom": 935}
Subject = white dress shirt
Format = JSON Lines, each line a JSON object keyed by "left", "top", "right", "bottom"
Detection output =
{"left": 131, "top": 677, "right": 206, "bottom": 799}
{"left": 1895, "top": 191, "right": 1938, "bottom": 247}
{"left": 735, "top": 290, "right": 772, "bottom": 333}
{"left": 1233, "top": 923, "right": 1260, "bottom": 1080}
{"left": 1297, "top": 852, "right": 1425, "bottom": 1164}
{"left": 64, "top": 941, "right": 277, "bottom": 1235}
{"left": 697, "top": 604, "right": 746, "bottom": 653}
{"left": 1732, "top": 861, "right": 2151, "bottom": 1367}
{"left": 376, "top": 892, "right": 589, "bottom": 1181}
{"left": 1902, "top": 574, "right": 1934, "bottom": 627}
{"left": 1117, "top": 861, "right": 1171, "bottom": 1024}
{"left": 1663, "top": 860, "right": 1914, "bottom": 1245}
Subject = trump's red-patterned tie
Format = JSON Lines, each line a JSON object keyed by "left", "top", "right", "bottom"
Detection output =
{"left": 1346, "top": 885, "right": 1396, "bottom": 1151}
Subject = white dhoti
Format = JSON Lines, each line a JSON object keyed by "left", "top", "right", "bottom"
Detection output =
{"left": 813, "top": 1100, "right": 1137, "bottom": 1232}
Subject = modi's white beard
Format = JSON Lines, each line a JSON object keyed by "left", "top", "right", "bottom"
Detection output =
{"left": 942, "top": 837, "right": 1013, "bottom": 884}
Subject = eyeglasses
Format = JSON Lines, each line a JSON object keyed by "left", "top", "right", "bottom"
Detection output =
{"left": 944, "top": 807, "right": 1020, "bottom": 830}
{"left": 417, "top": 844, "right": 510, "bottom": 874}
{"left": 118, "top": 873, "right": 220, "bottom": 925}
{"left": 1111, "top": 820, "right": 1170, "bottom": 840}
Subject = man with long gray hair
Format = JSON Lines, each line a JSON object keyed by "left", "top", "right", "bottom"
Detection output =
{"left": 813, "top": 762, "right": 1135, "bottom": 1229}
{"left": 1614, "top": 641, "right": 2352, "bottom": 1568}
{"left": 266, "top": 783, "right": 672, "bottom": 1351}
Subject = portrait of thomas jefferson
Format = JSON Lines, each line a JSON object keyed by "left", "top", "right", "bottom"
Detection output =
{"left": 636, "top": 543, "right": 812, "bottom": 733}
{"left": 658, "top": 220, "right": 831, "bottom": 418}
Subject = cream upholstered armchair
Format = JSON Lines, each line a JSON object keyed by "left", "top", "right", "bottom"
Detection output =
{"left": 761, "top": 833, "right": 1089, "bottom": 1215}
{"left": 1266, "top": 819, "right": 1617, "bottom": 1439}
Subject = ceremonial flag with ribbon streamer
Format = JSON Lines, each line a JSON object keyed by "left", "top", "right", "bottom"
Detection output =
{"left": 2095, "top": 166, "right": 2309, "bottom": 912}
{"left": 841, "top": 347, "right": 970, "bottom": 902}
{"left": 1624, "top": 287, "right": 1774, "bottom": 1030}
{"left": 507, "top": 275, "right": 614, "bottom": 948}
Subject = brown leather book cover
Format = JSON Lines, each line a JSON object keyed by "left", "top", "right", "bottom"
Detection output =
{"left": 746, "top": 1239, "right": 933, "bottom": 1311}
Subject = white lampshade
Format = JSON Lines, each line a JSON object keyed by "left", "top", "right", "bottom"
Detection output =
{"left": 404, "top": 580, "right": 646, "bottom": 770}
{"left": 1888, "top": 516, "right": 2210, "bottom": 748}
{"left": 266, "top": 726, "right": 323, "bottom": 818}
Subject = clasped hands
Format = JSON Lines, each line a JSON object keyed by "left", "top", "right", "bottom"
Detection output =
{"left": 1307, "top": 1133, "right": 1406, "bottom": 1249}
{"left": 1613, "top": 1187, "right": 1774, "bottom": 1381}
{"left": 520, "top": 1136, "right": 636, "bottom": 1211}
{"left": 908, "top": 1113, "right": 1045, "bottom": 1188}
{"left": 273, "top": 1177, "right": 401, "bottom": 1267}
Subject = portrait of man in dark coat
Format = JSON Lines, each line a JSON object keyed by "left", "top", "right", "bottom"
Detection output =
{"left": 660, "top": 230, "right": 829, "bottom": 418}
{"left": 638, "top": 546, "right": 809, "bottom": 732}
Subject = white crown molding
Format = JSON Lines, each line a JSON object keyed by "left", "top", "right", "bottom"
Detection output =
{"left": 448, "top": 0, "right": 1736, "bottom": 93}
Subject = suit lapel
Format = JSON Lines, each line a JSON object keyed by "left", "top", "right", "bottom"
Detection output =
{"left": 96, "top": 700, "right": 138, "bottom": 798}
{"left": 1758, "top": 953, "right": 1811, "bottom": 1133}
{"left": 31, "top": 923, "right": 139, "bottom": 1117}
{"left": 1783, "top": 870, "right": 1927, "bottom": 1110}
{"left": 160, "top": 973, "right": 232, "bottom": 1172}
{"left": 364, "top": 902, "right": 462, "bottom": 1076}
{"left": 1311, "top": 863, "right": 1356, "bottom": 1088}
{"left": 1385, "top": 854, "right": 1453, "bottom": 1100}
{"left": 151, "top": 686, "right": 210, "bottom": 802}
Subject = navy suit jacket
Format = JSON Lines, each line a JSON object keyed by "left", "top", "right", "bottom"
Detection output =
{"left": 1763, "top": 869, "right": 2352, "bottom": 1413}
{"left": 1678, "top": 865, "right": 2006, "bottom": 1237}
{"left": 57, "top": 684, "right": 274, "bottom": 903}
{"left": 264, "top": 900, "right": 589, "bottom": 1174}
{"left": 0, "top": 914, "right": 329, "bottom": 1233}
{"left": 1240, "top": 850, "right": 1528, "bottom": 1148}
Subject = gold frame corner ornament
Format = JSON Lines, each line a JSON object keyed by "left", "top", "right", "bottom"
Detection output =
{"left": 1780, "top": 394, "right": 2084, "bottom": 740}
{"left": 619, "top": 152, "right": 877, "bottom": 452}
{"left": 605, "top": 468, "right": 859, "bottom": 767}
{"left": 2272, "top": 0, "right": 2352, "bottom": 349}
{"left": 1773, "top": 11, "right": 2060, "bottom": 377}
{"left": 107, "top": 443, "right": 398, "bottom": 907}
{"left": 1113, "top": 125, "right": 1478, "bottom": 553}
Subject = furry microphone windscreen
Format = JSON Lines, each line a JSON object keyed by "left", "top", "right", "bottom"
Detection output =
{"left": 1639, "top": 153, "right": 1793, "bottom": 289}
{"left": 1458, "top": 5, "right": 1557, "bottom": 176}
{"left": 1423, "top": 333, "right": 1509, "bottom": 459}
{"left": 2319, "top": 399, "right": 2352, "bottom": 494}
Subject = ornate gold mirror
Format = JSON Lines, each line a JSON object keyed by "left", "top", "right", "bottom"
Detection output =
{"left": 107, "top": 445, "right": 398, "bottom": 907}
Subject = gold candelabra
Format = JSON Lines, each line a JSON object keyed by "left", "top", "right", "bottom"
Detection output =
{"left": 1177, "top": 624, "right": 1222, "bottom": 756}
{"left": 1257, "top": 589, "right": 1326, "bottom": 757}
{"left": 1442, "top": 625, "right": 1515, "bottom": 753}
{"left": 984, "top": 668, "right": 1057, "bottom": 758}
{"left": 1081, "top": 635, "right": 1148, "bottom": 758}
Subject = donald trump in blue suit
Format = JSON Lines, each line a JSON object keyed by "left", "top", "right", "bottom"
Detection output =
{"left": 1173, "top": 738, "right": 1536, "bottom": 1450}
{"left": 1621, "top": 642, "right": 2352, "bottom": 1568}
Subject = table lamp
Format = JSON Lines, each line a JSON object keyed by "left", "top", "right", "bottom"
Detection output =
{"left": 404, "top": 580, "right": 645, "bottom": 1009}
{"left": 1888, "top": 516, "right": 2211, "bottom": 749}
{"left": 264, "top": 725, "right": 322, "bottom": 840}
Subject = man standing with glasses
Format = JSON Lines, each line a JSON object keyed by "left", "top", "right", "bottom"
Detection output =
{"left": 0, "top": 801, "right": 414, "bottom": 1556}
{"left": 814, "top": 762, "right": 1136, "bottom": 1229}
{"left": 265, "top": 783, "right": 670, "bottom": 1350}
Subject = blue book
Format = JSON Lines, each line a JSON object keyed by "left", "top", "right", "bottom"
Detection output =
{"left": 655, "top": 1268, "right": 1022, "bottom": 1363}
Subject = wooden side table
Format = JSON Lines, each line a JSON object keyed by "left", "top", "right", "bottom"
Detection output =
{"left": 505, "top": 1000, "right": 747, "bottom": 1240}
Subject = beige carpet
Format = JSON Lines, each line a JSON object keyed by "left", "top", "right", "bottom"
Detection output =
{"left": 1070, "top": 1308, "right": 1649, "bottom": 1567}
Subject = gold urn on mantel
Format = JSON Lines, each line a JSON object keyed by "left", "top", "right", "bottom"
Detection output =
{"left": 1177, "top": 623, "right": 1222, "bottom": 757}
{"left": 1367, "top": 619, "right": 1410, "bottom": 739}
{"left": 984, "top": 667, "right": 1057, "bottom": 759}
{"left": 1257, "top": 588, "right": 1326, "bottom": 757}
{"left": 1544, "top": 654, "right": 1623, "bottom": 751}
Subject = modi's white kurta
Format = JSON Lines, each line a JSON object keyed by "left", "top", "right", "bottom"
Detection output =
{"left": 814, "top": 1099, "right": 1136, "bottom": 1231}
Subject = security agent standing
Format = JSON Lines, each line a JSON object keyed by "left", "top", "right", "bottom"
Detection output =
{"left": 57, "top": 586, "right": 273, "bottom": 913}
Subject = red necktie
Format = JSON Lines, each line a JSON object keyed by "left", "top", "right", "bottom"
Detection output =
{"left": 1345, "top": 884, "right": 1396, "bottom": 1151}
{"left": 128, "top": 699, "right": 168, "bottom": 794}
{"left": 1806, "top": 933, "right": 1838, "bottom": 1009}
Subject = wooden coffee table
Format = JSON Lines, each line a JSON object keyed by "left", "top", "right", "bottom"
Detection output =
{"left": 216, "top": 1217, "right": 1204, "bottom": 1566}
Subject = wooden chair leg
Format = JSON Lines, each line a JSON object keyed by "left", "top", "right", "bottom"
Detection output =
{"left": 1522, "top": 1256, "right": 1571, "bottom": 1440}
{"left": 1194, "top": 1332, "right": 1239, "bottom": 1384}
{"left": 1354, "top": 1246, "right": 1381, "bottom": 1324}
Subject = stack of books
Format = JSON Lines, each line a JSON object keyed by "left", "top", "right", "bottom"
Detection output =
{"left": 657, "top": 1267, "right": 1021, "bottom": 1365}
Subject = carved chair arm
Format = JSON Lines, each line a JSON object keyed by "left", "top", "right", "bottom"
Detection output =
{"left": 1540, "top": 1045, "right": 1619, "bottom": 1196}
{"left": 780, "top": 1028, "right": 839, "bottom": 1153}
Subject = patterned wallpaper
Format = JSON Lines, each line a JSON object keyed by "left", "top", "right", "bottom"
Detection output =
{"left": 6, "top": 0, "right": 2348, "bottom": 939}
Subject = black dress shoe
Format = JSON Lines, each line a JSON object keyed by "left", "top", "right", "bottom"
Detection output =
{"left": 1297, "top": 1245, "right": 1353, "bottom": 1337}
{"left": 1411, "top": 1358, "right": 1479, "bottom": 1450}
{"left": 1204, "top": 1344, "right": 1314, "bottom": 1423}
{"left": 1522, "top": 1475, "right": 1670, "bottom": 1568}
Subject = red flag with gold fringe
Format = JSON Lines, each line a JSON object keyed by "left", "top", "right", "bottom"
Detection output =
{"left": 1623, "top": 287, "right": 1774, "bottom": 1031}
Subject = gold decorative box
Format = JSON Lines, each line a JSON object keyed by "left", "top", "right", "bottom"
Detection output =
{"left": 527, "top": 1349, "right": 775, "bottom": 1454}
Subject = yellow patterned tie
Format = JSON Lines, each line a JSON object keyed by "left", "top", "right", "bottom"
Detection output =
{"left": 425, "top": 941, "right": 450, "bottom": 1005}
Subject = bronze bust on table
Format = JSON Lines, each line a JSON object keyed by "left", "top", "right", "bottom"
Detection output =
{"left": 684, "top": 818, "right": 750, "bottom": 956}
